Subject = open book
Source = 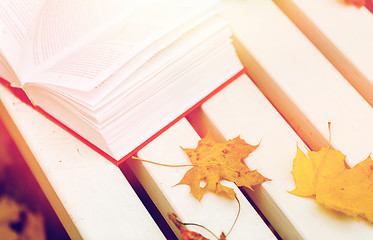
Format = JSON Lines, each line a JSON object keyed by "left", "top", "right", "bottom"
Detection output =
{"left": 0, "top": 0, "right": 244, "bottom": 163}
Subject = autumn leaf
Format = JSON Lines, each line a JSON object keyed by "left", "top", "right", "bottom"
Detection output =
{"left": 168, "top": 212, "right": 210, "bottom": 240}
{"left": 290, "top": 145, "right": 373, "bottom": 223}
{"left": 176, "top": 133, "right": 270, "bottom": 201}
{"left": 168, "top": 212, "right": 227, "bottom": 240}
{"left": 343, "top": 0, "right": 373, "bottom": 7}
{"left": 168, "top": 196, "right": 240, "bottom": 239}
{"left": 179, "top": 227, "right": 213, "bottom": 240}
{"left": 344, "top": 0, "right": 366, "bottom": 7}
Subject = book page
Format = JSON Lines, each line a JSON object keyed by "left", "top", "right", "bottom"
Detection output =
{"left": 30, "top": 6, "right": 218, "bottom": 108}
{"left": 24, "top": 15, "right": 228, "bottom": 122}
{"left": 22, "top": 0, "right": 217, "bottom": 91}
{"left": 0, "top": 0, "right": 44, "bottom": 85}
{"left": 0, "top": 54, "right": 19, "bottom": 84}
{"left": 18, "top": 0, "right": 150, "bottom": 83}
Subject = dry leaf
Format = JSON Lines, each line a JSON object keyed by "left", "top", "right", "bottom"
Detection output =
{"left": 179, "top": 227, "right": 210, "bottom": 240}
{"left": 290, "top": 145, "right": 373, "bottom": 223}
{"left": 168, "top": 213, "right": 227, "bottom": 240}
{"left": 168, "top": 212, "right": 210, "bottom": 240}
{"left": 177, "top": 133, "right": 270, "bottom": 200}
{"left": 344, "top": 0, "right": 366, "bottom": 7}
{"left": 0, "top": 196, "right": 46, "bottom": 240}
{"left": 344, "top": 0, "right": 373, "bottom": 7}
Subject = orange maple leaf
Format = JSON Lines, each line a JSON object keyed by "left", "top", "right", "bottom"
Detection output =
{"left": 168, "top": 212, "right": 227, "bottom": 240}
{"left": 290, "top": 145, "right": 373, "bottom": 223}
{"left": 179, "top": 227, "right": 211, "bottom": 240}
{"left": 176, "top": 133, "right": 270, "bottom": 201}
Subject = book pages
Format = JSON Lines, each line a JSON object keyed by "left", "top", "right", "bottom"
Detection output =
{"left": 19, "top": 0, "right": 147, "bottom": 83}
{"left": 0, "top": 0, "right": 44, "bottom": 83}
{"left": 0, "top": 0, "right": 243, "bottom": 161}
{"left": 21, "top": 0, "right": 217, "bottom": 91}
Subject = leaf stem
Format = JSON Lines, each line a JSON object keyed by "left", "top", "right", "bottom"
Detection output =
{"left": 226, "top": 195, "right": 241, "bottom": 237}
{"left": 131, "top": 156, "right": 196, "bottom": 167}
{"left": 168, "top": 195, "right": 241, "bottom": 239}
{"left": 182, "top": 222, "right": 220, "bottom": 240}
{"left": 132, "top": 156, "right": 238, "bottom": 171}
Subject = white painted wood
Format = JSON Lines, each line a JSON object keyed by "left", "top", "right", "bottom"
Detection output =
{"left": 202, "top": 73, "right": 373, "bottom": 239}
{"left": 273, "top": 0, "right": 373, "bottom": 107}
{"left": 214, "top": 0, "right": 373, "bottom": 238}
{"left": 0, "top": 84, "right": 165, "bottom": 240}
{"left": 200, "top": 74, "right": 305, "bottom": 239}
{"left": 220, "top": 0, "right": 373, "bottom": 165}
{"left": 128, "top": 118, "right": 276, "bottom": 240}
{"left": 1, "top": 1, "right": 371, "bottom": 239}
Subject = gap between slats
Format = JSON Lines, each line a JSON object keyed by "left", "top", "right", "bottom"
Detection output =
{"left": 123, "top": 118, "right": 277, "bottom": 239}
{"left": 273, "top": 0, "right": 373, "bottom": 109}
{"left": 118, "top": 115, "right": 281, "bottom": 240}
{"left": 186, "top": 107, "right": 283, "bottom": 240}
{"left": 119, "top": 162, "right": 177, "bottom": 240}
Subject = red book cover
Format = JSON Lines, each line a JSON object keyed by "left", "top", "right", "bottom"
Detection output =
{"left": 0, "top": 67, "right": 246, "bottom": 166}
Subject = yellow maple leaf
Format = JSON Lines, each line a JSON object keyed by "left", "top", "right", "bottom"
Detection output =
{"left": 290, "top": 145, "right": 373, "bottom": 223}
{"left": 176, "top": 133, "right": 270, "bottom": 201}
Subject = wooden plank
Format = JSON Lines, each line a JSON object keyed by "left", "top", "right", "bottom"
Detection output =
{"left": 128, "top": 118, "right": 276, "bottom": 240}
{"left": 201, "top": 73, "right": 373, "bottom": 239}
{"left": 196, "top": 73, "right": 308, "bottom": 239}
{"left": 273, "top": 0, "right": 373, "bottom": 107}
{"left": 207, "top": 0, "right": 373, "bottom": 238}
{"left": 220, "top": 0, "right": 373, "bottom": 164}
{"left": 0, "top": 84, "right": 165, "bottom": 240}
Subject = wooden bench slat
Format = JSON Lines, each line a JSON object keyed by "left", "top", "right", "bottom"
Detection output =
{"left": 0, "top": 84, "right": 165, "bottom": 239}
{"left": 274, "top": 0, "right": 373, "bottom": 107}
{"left": 206, "top": 0, "right": 373, "bottom": 238}
{"left": 129, "top": 118, "right": 276, "bottom": 239}
{"left": 220, "top": 0, "right": 373, "bottom": 165}
{"left": 201, "top": 73, "right": 373, "bottom": 239}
